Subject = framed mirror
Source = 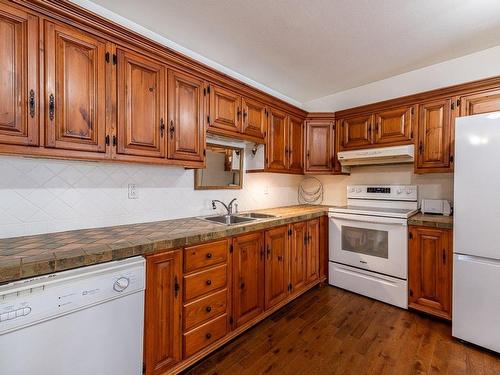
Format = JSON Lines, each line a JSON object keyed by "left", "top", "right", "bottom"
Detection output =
{"left": 194, "top": 143, "right": 243, "bottom": 190}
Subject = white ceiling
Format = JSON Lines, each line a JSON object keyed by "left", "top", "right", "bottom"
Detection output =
{"left": 89, "top": 0, "right": 500, "bottom": 104}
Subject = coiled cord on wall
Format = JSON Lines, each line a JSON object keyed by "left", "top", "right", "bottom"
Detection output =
{"left": 298, "top": 176, "right": 323, "bottom": 205}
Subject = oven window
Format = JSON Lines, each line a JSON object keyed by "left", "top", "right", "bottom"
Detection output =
{"left": 341, "top": 226, "right": 389, "bottom": 259}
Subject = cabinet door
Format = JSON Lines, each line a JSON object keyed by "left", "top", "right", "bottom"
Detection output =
{"left": 290, "top": 222, "right": 307, "bottom": 295}
{"left": 374, "top": 105, "right": 414, "bottom": 145}
{"left": 208, "top": 85, "right": 241, "bottom": 133}
{"left": 339, "top": 114, "right": 373, "bottom": 150}
{"left": 264, "top": 225, "right": 289, "bottom": 309}
{"left": 305, "top": 121, "right": 332, "bottom": 173}
{"left": 241, "top": 97, "right": 266, "bottom": 139}
{"left": 319, "top": 215, "right": 329, "bottom": 281}
{"left": 0, "top": 4, "right": 39, "bottom": 146}
{"left": 459, "top": 89, "right": 500, "bottom": 116}
{"left": 232, "top": 232, "right": 265, "bottom": 327}
{"left": 167, "top": 70, "right": 205, "bottom": 162}
{"left": 144, "top": 250, "right": 182, "bottom": 375}
{"left": 116, "top": 47, "right": 166, "bottom": 158}
{"left": 288, "top": 116, "right": 304, "bottom": 173}
{"left": 408, "top": 226, "right": 452, "bottom": 320}
{"left": 306, "top": 219, "right": 320, "bottom": 284}
{"left": 266, "top": 108, "right": 288, "bottom": 170}
{"left": 415, "top": 98, "right": 452, "bottom": 171}
{"left": 45, "top": 21, "right": 107, "bottom": 152}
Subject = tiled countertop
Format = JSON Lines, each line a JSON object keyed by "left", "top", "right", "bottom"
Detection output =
{"left": 0, "top": 205, "right": 329, "bottom": 284}
{"left": 408, "top": 213, "right": 453, "bottom": 230}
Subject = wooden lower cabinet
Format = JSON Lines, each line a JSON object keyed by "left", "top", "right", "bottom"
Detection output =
{"left": 144, "top": 218, "right": 323, "bottom": 374}
{"left": 408, "top": 225, "right": 453, "bottom": 320}
{"left": 143, "top": 250, "right": 182, "bottom": 375}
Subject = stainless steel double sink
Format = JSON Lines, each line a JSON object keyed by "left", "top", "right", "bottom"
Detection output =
{"left": 201, "top": 212, "right": 277, "bottom": 225}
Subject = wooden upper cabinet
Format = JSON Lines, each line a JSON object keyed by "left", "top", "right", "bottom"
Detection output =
{"left": 306, "top": 219, "right": 320, "bottom": 284}
{"left": 266, "top": 107, "right": 288, "bottom": 170}
{"left": 459, "top": 89, "right": 500, "bottom": 116}
{"left": 290, "top": 222, "right": 307, "bottom": 295}
{"left": 241, "top": 97, "right": 266, "bottom": 139}
{"left": 116, "top": 47, "right": 166, "bottom": 158}
{"left": 208, "top": 85, "right": 241, "bottom": 133}
{"left": 232, "top": 232, "right": 265, "bottom": 328}
{"left": 287, "top": 116, "right": 304, "bottom": 173}
{"left": 264, "top": 225, "right": 289, "bottom": 309}
{"left": 339, "top": 114, "right": 373, "bottom": 150}
{"left": 167, "top": 70, "right": 205, "bottom": 162}
{"left": 408, "top": 226, "right": 452, "bottom": 320}
{"left": 144, "top": 250, "right": 182, "bottom": 375}
{"left": 305, "top": 120, "right": 333, "bottom": 173}
{"left": 0, "top": 4, "right": 39, "bottom": 146}
{"left": 44, "top": 21, "right": 108, "bottom": 153}
{"left": 373, "top": 105, "right": 414, "bottom": 145}
{"left": 415, "top": 98, "right": 452, "bottom": 172}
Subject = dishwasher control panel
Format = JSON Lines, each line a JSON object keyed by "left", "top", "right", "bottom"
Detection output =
{"left": 0, "top": 257, "right": 145, "bottom": 335}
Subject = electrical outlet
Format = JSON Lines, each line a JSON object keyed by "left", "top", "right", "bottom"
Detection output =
{"left": 128, "top": 184, "right": 139, "bottom": 199}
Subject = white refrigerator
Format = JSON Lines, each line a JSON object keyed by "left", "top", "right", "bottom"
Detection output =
{"left": 453, "top": 112, "right": 500, "bottom": 353}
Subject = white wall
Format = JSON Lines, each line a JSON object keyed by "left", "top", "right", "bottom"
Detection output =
{"left": 0, "top": 155, "right": 303, "bottom": 239}
{"left": 304, "top": 44, "right": 500, "bottom": 112}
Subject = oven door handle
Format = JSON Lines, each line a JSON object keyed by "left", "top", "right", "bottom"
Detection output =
{"left": 329, "top": 212, "right": 407, "bottom": 226}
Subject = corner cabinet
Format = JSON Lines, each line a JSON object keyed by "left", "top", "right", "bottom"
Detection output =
{"left": 144, "top": 250, "right": 182, "bottom": 375}
{"left": 304, "top": 120, "right": 333, "bottom": 173}
{"left": 408, "top": 226, "right": 452, "bottom": 320}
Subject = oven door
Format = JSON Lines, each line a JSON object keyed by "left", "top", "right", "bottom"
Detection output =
{"left": 329, "top": 212, "right": 407, "bottom": 279}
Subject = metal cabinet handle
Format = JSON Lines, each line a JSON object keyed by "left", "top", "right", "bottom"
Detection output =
{"left": 205, "top": 306, "right": 212, "bottom": 313}
{"left": 160, "top": 118, "right": 165, "bottom": 137}
{"left": 206, "top": 252, "right": 213, "bottom": 259}
{"left": 169, "top": 120, "right": 175, "bottom": 138}
{"left": 29, "top": 90, "right": 35, "bottom": 118}
{"left": 205, "top": 333, "right": 212, "bottom": 340}
{"left": 48, "top": 94, "right": 55, "bottom": 121}
{"left": 206, "top": 279, "right": 212, "bottom": 286}
{"left": 266, "top": 245, "right": 271, "bottom": 259}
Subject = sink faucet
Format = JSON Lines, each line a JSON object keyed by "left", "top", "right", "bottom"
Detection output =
{"left": 212, "top": 198, "right": 238, "bottom": 215}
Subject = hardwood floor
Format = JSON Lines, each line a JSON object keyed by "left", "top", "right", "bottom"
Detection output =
{"left": 182, "top": 286, "right": 500, "bottom": 375}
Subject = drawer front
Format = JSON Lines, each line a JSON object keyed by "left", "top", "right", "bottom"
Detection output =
{"left": 183, "top": 289, "right": 227, "bottom": 331}
{"left": 183, "top": 314, "right": 228, "bottom": 358}
{"left": 185, "top": 239, "right": 228, "bottom": 273}
{"left": 184, "top": 264, "right": 227, "bottom": 301}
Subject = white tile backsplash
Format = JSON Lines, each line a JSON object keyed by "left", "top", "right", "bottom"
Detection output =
{"left": 0, "top": 156, "right": 303, "bottom": 239}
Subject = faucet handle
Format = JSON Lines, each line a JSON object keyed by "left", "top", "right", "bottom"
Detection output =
{"left": 234, "top": 203, "right": 239, "bottom": 214}
{"left": 211, "top": 200, "right": 216, "bottom": 210}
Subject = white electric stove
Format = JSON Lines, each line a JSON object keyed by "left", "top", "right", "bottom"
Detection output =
{"left": 328, "top": 185, "right": 418, "bottom": 308}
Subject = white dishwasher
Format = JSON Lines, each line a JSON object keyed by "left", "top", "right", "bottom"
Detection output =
{"left": 0, "top": 256, "right": 145, "bottom": 375}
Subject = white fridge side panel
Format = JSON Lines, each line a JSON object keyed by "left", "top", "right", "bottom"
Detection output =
{"left": 453, "top": 254, "right": 500, "bottom": 353}
{"left": 454, "top": 113, "right": 500, "bottom": 259}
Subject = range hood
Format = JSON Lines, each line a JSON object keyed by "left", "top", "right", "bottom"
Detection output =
{"left": 337, "top": 145, "right": 415, "bottom": 166}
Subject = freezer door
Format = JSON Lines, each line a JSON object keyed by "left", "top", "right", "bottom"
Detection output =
{"left": 454, "top": 113, "right": 500, "bottom": 259}
{"left": 453, "top": 254, "right": 500, "bottom": 353}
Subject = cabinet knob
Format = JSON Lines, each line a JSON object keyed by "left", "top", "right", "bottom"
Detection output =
{"left": 205, "top": 332, "right": 212, "bottom": 340}
{"left": 206, "top": 252, "right": 213, "bottom": 259}
{"left": 206, "top": 279, "right": 212, "bottom": 286}
{"left": 205, "top": 306, "right": 212, "bottom": 313}
{"left": 48, "top": 94, "right": 55, "bottom": 121}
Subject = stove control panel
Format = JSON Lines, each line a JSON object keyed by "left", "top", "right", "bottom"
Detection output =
{"left": 347, "top": 185, "right": 417, "bottom": 201}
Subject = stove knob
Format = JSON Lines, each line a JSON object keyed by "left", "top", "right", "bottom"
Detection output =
{"left": 405, "top": 187, "right": 413, "bottom": 195}
{"left": 355, "top": 188, "right": 362, "bottom": 193}
{"left": 396, "top": 188, "right": 403, "bottom": 195}
{"left": 113, "top": 277, "right": 130, "bottom": 292}
{"left": 349, "top": 187, "right": 355, "bottom": 193}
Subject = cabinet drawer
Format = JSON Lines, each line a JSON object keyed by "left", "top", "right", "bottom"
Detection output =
{"left": 184, "top": 264, "right": 227, "bottom": 301}
{"left": 183, "top": 289, "right": 227, "bottom": 331}
{"left": 183, "top": 314, "right": 228, "bottom": 358}
{"left": 184, "top": 239, "right": 228, "bottom": 273}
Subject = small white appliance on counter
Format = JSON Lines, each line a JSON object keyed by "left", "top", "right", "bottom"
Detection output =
{"left": 0, "top": 256, "right": 145, "bottom": 375}
{"left": 453, "top": 112, "right": 500, "bottom": 353}
{"left": 421, "top": 199, "right": 452, "bottom": 216}
{"left": 328, "top": 185, "right": 418, "bottom": 309}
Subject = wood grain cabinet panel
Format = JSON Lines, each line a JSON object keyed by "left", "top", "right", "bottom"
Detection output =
{"left": 339, "top": 114, "right": 373, "bottom": 150}
{"left": 408, "top": 226, "right": 452, "bottom": 320}
{"left": 266, "top": 107, "right": 288, "bottom": 171}
{"left": 232, "top": 232, "right": 265, "bottom": 327}
{"left": 144, "top": 250, "right": 182, "bottom": 375}
{"left": 183, "top": 289, "right": 227, "bottom": 331}
{"left": 287, "top": 115, "right": 304, "bottom": 173}
{"left": 373, "top": 105, "right": 414, "bottom": 145}
{"left": 459, "top": 89, "right": 500, "bottom": 116}
{"left": 184, "top": 264, "right": 227, "bottom": 302}
{"left": 242, "top": 97, "right": 266, "bottom": 139}
{"left": 208, "top": 85, "right": 241, "bottom": 133}
{"left": 306, "top": 219, "right": 320, "bottom": 284}
{"left": 183, "top": 314, "right": 228, "bottom": 358}
{"left": 167, "top": 69, "right": 205, "bottom": 162}
{"left": 116, "top": 47, "right": 166, "bottom": 158}
{"left": 264, "top": 225, "right": 289, "bottom": 309}
{"left": 45, "top": 21, "right": 108, "bottom": 153}
{"left": 290, "top": 222, "right": 307, "bottom": 295}
{"left": 184, "top": 239, "right": 228, "bottom": 273}
{"left": 319, "top": 215, "right": 329, "bottom": 281}
{"left": 0, "top": 4, "right": 39, "bottom": 146}
{"left": 305, "top": 120, "right": 333, "bottom": 173}
{"left": 415, "top": 98, "right": 452, "bottom": 172}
